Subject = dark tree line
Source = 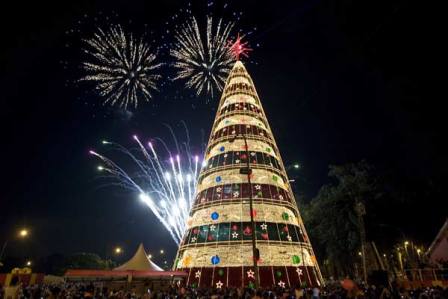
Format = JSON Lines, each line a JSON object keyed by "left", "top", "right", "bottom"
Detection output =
{"left": 0, "top": 253, "right": 116, "bottom": 275}
{"left": 301, "top": 160, "right": 401, "bottom": 278}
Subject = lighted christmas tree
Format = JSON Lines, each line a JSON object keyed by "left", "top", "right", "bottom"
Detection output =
{"left": 174, "top": 60, "right": 323, "bottom": 288}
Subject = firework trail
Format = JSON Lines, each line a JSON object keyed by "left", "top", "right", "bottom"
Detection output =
{"left": 80, "top": 24, "right": 162, "bottom": 109}
{"left": 170, "top": 16, "right": 236, "bottom": 97}
{"left": 89, "top": 127, "right": 203, "bottom": 244}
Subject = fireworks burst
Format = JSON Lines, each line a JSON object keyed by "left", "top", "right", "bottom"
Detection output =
{"left": 229, "top": 33, "right": 252, "bottom": 60}
{"left": 80, "top": 24, "right": 162, "bottom": 109}
{"left": 170, "top": 16, "right": 236, "bottom": 97}
{"left": 89, "top": 130, "right": 202, "bottom": 244}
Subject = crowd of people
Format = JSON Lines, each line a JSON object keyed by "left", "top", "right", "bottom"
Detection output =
{"left": 1, "top": 278, "right": 447, "bottom": 299}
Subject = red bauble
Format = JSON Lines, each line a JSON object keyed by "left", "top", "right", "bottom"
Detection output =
{"left": 243, "top": 226, "right": 252, "bottom": 235}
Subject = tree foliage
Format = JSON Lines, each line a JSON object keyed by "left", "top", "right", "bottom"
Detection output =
{"left": 302, "top": 160, "right": 380, "bottom": 277}
{"left": 64, "top": 252, "right": 115, "bottom": 271}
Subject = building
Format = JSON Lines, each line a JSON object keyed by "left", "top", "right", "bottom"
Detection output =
{"left": 65, "top": 244, "right": 186, "bottom": 292}
{"left": 174, "top": 61, "right": 323, "bottom": 288}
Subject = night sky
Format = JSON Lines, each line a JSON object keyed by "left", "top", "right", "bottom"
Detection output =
{"left": 0, "top": 0, "right": 444, "bottom": 265}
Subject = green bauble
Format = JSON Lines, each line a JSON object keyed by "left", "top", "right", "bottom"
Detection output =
{"left": 248, "top": 281, "right": 255, "bottom": 289}
{"left": 292, "top": 255, "right": 301, "bottom": 264}
{"left": 282, "top": 212, "right": 289, "bottom": 220}
{"left": 218, "top": 269, "right": 224, "bottom": 276}
{"left": 276, "top": 271, "right": 282, "bottom": 278}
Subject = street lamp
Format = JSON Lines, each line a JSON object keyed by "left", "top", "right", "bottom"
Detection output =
{"left": 1, "top": 228, "right": 30, "bottom": 265}
{"left": 19, "top": 229, "right": 29, "bottom": 238}
{"left": 355, "top": 202, "right": 367, "bottom": 283}
{"left": 148, "top": 254, "right": 153, "bottom": 259}
{"left": 114, "top": 247, "right": 123, "bottom": 254}
{"left": 160, "top": 249, "right": 164, "bottom": 255}
{"left": 26, "top": 260, "right": 32, "bottom": 267}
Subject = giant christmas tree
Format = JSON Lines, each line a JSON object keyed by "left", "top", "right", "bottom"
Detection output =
{"left": 174, "top": 61, "right": 323, "bottom": 288}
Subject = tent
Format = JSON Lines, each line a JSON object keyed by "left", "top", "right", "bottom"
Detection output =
{"left": 114, "top": 243, "right": 163, "bottom": 271}
{"left": 65, "top": 243, "right": 186, "bottom": 288}
{"left": 426, "top": 218, "right": 448, "bottom": 264}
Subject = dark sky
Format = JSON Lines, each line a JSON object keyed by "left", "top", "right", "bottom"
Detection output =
{"left": 0, "top": 0, "right": 445, "bottom": 265}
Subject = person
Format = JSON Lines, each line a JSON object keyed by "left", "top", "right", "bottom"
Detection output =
{"left": 379, "top": 285, "right": 392, "bottom": 299}
{"left": 312, "top": 286, "right": 320, "bottom": 299}
{"left": 295, "top": 286, "right": 304, "bottom": 299}
{"left": 4, "top": 276, "right": 20, "bottom": 299}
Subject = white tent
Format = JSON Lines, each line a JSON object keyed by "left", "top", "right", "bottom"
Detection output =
{"left": 114, "top": 243, "right": 163, "bottom": 271}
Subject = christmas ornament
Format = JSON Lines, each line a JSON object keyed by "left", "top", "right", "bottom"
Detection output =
{"left": 216, "top": 281, "right": 224, "bottom": 289}
{"left": 292, "top": 255, "right": 301, "bottom": 264}
{"left": 211, "top": 255, "right": 220, "bottom": 265}
{"left": 211, "top": 212, "right": 219, "bottom": 220}
{"left": 183, "top": 255, "right": 192, "bottom": 267}
{"left": 247, "top": 269, "right": 255, "bottom": 279}
{"left": 243, "top": 226, "right": 252, "bottom": 235}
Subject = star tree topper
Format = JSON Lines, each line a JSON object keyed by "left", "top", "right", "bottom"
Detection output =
{"left": 229, "top": 34, "right": 252, "bottom": 60}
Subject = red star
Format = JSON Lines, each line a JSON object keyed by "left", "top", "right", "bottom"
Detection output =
{"left": 229, "top": 34, "right": 252, "bottom": 60}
